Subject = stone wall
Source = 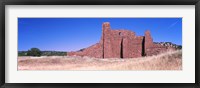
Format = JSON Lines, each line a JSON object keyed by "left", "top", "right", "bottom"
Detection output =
{"left": 68, "top": 43, "right": 103, "bottom": 58}
{"left": 68, "top": 22, "right": 178, "bottom": 58}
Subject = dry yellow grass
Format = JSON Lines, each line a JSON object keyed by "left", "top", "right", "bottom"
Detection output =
{"left": 18, "top": 50, "right": 182, "bottom": 70}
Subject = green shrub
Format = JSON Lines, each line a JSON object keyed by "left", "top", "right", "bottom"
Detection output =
{"left": 27, "top": 48, "right": 42, "bottom": 57}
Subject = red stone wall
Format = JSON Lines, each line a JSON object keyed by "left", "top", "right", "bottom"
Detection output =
{"left": 144, "top": 30, "right": 154, "bottom": 56}
{"left": 102, "top": 24, "right": 113, "bottom": 58}
{"left": 68, "top": 22, "right": 177, "bottom": 58}
{"left": 81, "top": 43, "right": 103, "bottom": 58}
{"left": 68, "top": 43, "right": 103, "bottom": 58}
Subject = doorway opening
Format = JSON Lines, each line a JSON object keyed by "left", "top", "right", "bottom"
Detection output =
{"left": 120, "top": 38, "right": 123, "bottom": 58}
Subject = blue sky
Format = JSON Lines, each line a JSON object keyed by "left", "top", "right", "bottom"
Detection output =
{"left": 18, "top": 18, "right": 182, "bottom": 51}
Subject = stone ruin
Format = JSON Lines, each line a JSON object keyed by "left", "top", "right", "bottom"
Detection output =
{"left": 68, "top": 22, "right": 179, "bottom": 58}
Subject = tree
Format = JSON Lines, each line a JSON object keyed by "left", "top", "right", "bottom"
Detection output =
{"left": 27, "top": 48, "right": 42, "bottom": 56}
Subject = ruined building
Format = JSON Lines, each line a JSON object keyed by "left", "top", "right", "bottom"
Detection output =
{"left": 68, "top": 22, "right": 177, "bottom": 58}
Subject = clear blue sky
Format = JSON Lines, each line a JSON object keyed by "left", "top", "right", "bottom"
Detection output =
{"left": 18, "top": 18, "right": 182, "bottom": 52}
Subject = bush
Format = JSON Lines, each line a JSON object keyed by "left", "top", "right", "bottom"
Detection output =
{"left": 27, "top": 48, "right": 42, "bottom": 57}
{"left": 18, "top": 51, "right": 27, "bottom": 56}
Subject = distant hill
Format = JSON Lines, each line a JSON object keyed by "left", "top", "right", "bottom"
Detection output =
{"left": 154, "top": 42, "right": 182, "bottom": 49}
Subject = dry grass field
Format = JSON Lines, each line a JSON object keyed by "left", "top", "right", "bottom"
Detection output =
{"left": 18, "top": 50, "right": 182, "bottom": 70}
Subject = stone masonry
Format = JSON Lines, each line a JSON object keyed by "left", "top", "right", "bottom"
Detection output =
{"left": 68, "top": 22, "right": 177, "bottom": 58}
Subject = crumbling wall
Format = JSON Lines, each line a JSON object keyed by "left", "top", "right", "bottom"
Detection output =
{"left": 68, "top": 43, "right": 103, "bottom": 58}
{"left": 68, "top": 22, "right": 177, "bottom": 58}
{"left": 143, "top": 30, "right": 176, "bottom": 56}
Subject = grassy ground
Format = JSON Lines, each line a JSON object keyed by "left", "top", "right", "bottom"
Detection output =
{"left": 18, "top": 50, "right": 182, "bottom": 70}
